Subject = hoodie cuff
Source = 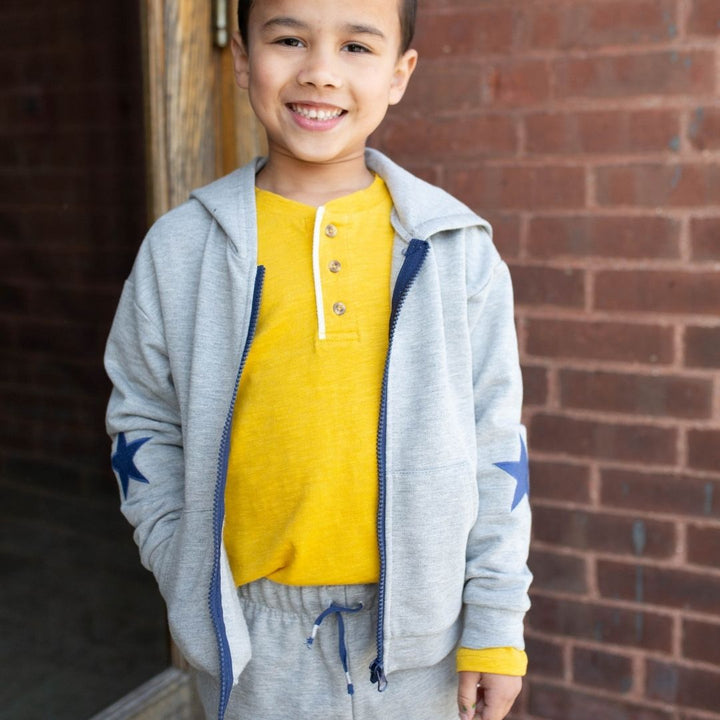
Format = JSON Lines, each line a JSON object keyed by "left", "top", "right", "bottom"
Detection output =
{"left": 456, "top": 647, "right": 528, "bottom": 676}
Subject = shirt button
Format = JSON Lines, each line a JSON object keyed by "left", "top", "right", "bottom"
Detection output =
{"left": 325, "top": 224, "right": 338, "bottom": 238}
{"left": 333, "top": 302, "right": 346, "bottom": 316}
{"left": 328, "top": 260, "right": 342, "bottom": 273}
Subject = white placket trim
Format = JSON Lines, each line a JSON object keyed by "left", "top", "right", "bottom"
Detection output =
{"left": 312, "top": 205, "right": 327, "bottom": 341}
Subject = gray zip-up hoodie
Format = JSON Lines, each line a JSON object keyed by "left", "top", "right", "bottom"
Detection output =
{"left": 105, "top": 149, "right": 531, "bottom": 719}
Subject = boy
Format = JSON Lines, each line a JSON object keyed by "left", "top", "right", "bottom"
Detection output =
{"left": 105, "top": 0, "right": 532, "bottom": 718}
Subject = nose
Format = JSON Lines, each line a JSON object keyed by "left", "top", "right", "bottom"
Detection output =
{"left": 297, "top": 47, "right": 342, "bottom": 88}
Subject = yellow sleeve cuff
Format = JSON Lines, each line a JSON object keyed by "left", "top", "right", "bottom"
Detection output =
{"left": 456, "top": 647, "right": 528, "bottom": 676}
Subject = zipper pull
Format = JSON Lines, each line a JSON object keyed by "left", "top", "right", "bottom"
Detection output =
{"left": 369, "top": 658, "right": 388, "bottom": 692}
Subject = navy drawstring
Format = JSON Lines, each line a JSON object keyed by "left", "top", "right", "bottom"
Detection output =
{"left": 306, "top": 602, "right": 363, "bottom": 695}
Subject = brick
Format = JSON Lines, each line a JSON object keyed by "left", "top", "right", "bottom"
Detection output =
{"left": 0, "top": 207, "right": 144, "bottom": 250}
{"left": 596, "top": 163, "right": 720, "bottom": 207}
{"left": 509, "top": 265, "right": 585, "bottom": 308}
{"left": 683, "top": 619, "right": 720, "bottom": 665}
{"left": 0, "top": 128, "right": 143, "bottom": 171}
{"left": 688, "top": 107, "right": 720, "bottom": 151}
{"left": 533, "top": 506, "right": 676, "bottom": 559}
{"left": 0, "top": 167, "right": 146, "bottom": 209}
{"left": 530, "top": 413, "right": 677, "bottom": 465}
{"left": 395, "top": 162, "right": 439, "bottom": 186}
{"left": 529, "top": 682, "right": 673, "bottom": 720}
{"left": 1, "top": 282, "right": 120, "bottom": 323}
{"left": 0, "top": 242, "right": 134, "bottom": 286}
{"left": 526, "top": 110, "right": 680, "bottom": 156}
{"left": 528, "top": 595, "right": 673, "bottom": 651}
{"left": 16, "top": 319, "right": 106, "bottom": 358}
{"left": 526, "top": 319, "right": 674, "bottom": 364}
{"left": 483, "top": 59, "right": 552, "bottom": 107}
{"left": 690, "top": 218, "right": 720, "bottom": 261}
{"left": 687, "top": 524, "right": 720, "bottom": 567}
{"left": 688, "top": 429, "right": 720, "bottom": 472}
{"left": 413, "top": 7, "right": 515, "bottom": 58}
{"left": 377, "top": 114, "right": 517, "bottom": 159}
{"left": 573, "top": 647, "right": 633, "bottom": 694}
{"left": 398, "top": 61, "right": 482, "bottom": 113}
{"left": 529, "top": 548, "right": 588, "bottom": 594}
{"left": 527, "top": 215, "right": 680, "bottom": 260}
{"left": 687, "top": 0, "right": 720, "bottom": 36}
{"left": 647, "top": 661, "right": 720, "bottom": 713}
{"left": 555, "top": 51, "right": 715, "bottom": 99}
{"left": 522, "top": 364, "right": 548, "bottom": 406}
{"left": 0, "top": 283, "right": 26, "bottom": 313}
{"left": 530, "top": 460, "right": 591, "bottom": 504}
{"left": 519, "top": 0, "right": 680, "bottom": 50}
{"left": 446, "top": 165, "right": 586, "bottom": 211}
{"left": 485, "top": 213, "right": 521, "bottom": 259}
{"left": 601, "top": 468, "right": 720, "bottom": 520}
{"left": 0, "top": 388, "right": 102, "bottom": 426}
{"left": 685, "top": 325, "right": 720, "bottom": 368}
{"left": 525, "top": 636, "right": 565, "bottom": 679}
{"left": 597, "top": 560, "right": 720, "bottom": 614}
{"left": 595, "top": 270, "right": 720, "bottom": 315}
{"left": 559, "top": 369, "right": 712, "bottom": 420}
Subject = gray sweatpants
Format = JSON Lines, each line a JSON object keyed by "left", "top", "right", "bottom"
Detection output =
{"left": 193, "top": 578, "right": 458, "bottom": 720}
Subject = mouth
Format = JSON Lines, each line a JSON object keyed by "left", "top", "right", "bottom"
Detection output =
{"left": 288, "top": 103, "right": 346, "bottom": 121}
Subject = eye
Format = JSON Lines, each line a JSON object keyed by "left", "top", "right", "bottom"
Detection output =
{"left": 275, "top": 37, "right": 305, "bottom": 48}
{"left": 343, "top": 42, "right": 371, "bottom": 54}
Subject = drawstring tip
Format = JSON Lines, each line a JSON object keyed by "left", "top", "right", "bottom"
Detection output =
{"left": 347, "top": 683, "right": 354, "bottom": 695}
{"left": 306, "top": 624, "right": 320, "bottom": 648}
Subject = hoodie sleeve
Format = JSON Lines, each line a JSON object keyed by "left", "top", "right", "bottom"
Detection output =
{"left": 461, "top": 249, "right": 532, "bottom": 652}
{"left": 104, "top": 242, "right": 185, "bottom": 585}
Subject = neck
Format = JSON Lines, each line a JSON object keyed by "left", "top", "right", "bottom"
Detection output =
{"left": 256, "top": 151, "right": 374, "bottom": 206}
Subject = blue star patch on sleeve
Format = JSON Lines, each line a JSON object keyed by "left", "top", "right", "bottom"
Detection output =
{"left": 112, "top": 432, "right": 151, "bottom": 499}
{"left": 494, "top": 436, "right": 529, "bottom": 511}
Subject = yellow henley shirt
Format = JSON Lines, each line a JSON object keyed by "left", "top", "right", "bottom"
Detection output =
{"left": 224, "top": 175, "right": 392, "bottom": 586}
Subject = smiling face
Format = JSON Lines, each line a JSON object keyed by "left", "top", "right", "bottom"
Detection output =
{"left": 232, "top": 0, "right": 417, "bottom": 191}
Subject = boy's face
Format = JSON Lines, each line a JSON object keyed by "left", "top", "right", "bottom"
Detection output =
{"left": 232, "top": 0, "right": 417, "bottom": 170}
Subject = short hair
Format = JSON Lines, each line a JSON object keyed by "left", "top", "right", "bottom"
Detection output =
{"left": 237, "top": 0, "right": 417, "bottom": 53}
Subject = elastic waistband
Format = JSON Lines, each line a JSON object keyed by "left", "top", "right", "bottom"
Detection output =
{"left": 238, "top": 578, "right": 378, "bottom": 618}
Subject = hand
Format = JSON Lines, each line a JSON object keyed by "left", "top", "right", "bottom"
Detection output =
{"left": 457, "top": 672, "right": 522, "bottom": 720}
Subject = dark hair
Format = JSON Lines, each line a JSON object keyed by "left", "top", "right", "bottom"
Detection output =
{"left": 237, "top": 0, "right": 417, "bottom": 53}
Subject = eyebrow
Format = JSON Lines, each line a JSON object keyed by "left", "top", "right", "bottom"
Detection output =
{"left": 261, "top": 17, "right": 308, "bottom": 33}
{"left": 261, "top": 16, "right": 387, "bottom": 41}
{"left": 342, "top": 23, "right": 387, "bottom": 40}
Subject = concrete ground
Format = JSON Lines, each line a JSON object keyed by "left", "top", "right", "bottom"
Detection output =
{"left": 0, "top": 472, "right": 168, "bottom": 720}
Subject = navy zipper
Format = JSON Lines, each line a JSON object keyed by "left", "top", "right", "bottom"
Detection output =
{"left": 370, "top": 239, "right": 430, "bottom": 691}
{"left": 209, "top": 267, "right": 265, "bottom": 720}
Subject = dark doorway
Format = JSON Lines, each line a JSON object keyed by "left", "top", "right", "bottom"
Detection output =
{"left": 0, "top": 2, "right": 168, "bottom": 717}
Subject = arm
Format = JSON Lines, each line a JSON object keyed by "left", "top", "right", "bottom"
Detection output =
{"left": 458, "top": 254, "right": 532, "bottom": 718}
{"left": 104, "top": 255, "right": 185, "bottom": 584}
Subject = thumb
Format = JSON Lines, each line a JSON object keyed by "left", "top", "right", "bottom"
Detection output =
{"left": 458, "top": 671, "right": 481, "bottom": 720}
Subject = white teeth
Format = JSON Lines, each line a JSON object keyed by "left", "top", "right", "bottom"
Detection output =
{"left": 292, "top": 104, "right": 343, "bottom": 120}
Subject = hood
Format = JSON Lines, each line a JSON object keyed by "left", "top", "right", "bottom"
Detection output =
{"left": 364, "top": 148, "right": 491, "bottom": 243}
{"left": 189, "top": 150, "right": 490, "bottom": 255}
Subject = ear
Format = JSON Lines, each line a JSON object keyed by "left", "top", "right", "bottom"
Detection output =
{"left": 388, "top": 49, "right": 418, "bottom": 106}
{"left": 231, "top": 31, "right": 251, "bottom": 90}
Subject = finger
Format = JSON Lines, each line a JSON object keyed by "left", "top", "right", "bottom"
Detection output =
{"left": 457, "top": 671, "right": 481, "bottom": 720}
{"left": 478, "top": 676, "right": 522, "bottom": 720}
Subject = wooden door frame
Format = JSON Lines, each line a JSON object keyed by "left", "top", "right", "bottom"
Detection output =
{"left": 140, "top": 0, "right": 265, "bottom": 222}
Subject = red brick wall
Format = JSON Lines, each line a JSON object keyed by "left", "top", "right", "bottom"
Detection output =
{"left": 374, "top": 1, "right": 720, "bottom": 718}
{"left": 0, "top": 1, "right": 146, "bottom": 490}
